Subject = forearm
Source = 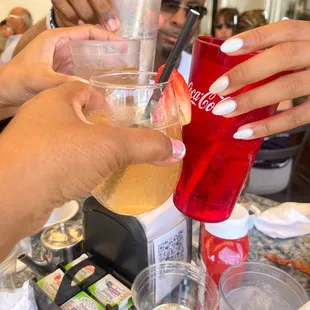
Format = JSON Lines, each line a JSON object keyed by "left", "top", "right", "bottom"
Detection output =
{"left": 0, "top": 130, "right": 57, "bottom": 262}
{"left": 13, "top": 18, "right": 47, "bottom": 57}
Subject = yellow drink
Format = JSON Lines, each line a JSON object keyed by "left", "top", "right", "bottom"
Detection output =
{"left": 88, "top": 110, "right": 182, "bottom": 215}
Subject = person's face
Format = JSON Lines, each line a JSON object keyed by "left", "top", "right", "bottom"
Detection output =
{"left": 158, "top": 0, "right": 205, "bottom": 59}
{"left": 214, "top": 16, "right": 233, "bottom": 40}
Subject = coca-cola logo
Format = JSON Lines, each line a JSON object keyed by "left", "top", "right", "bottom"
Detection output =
{"left": 188, "top": 82, "right": 229, "bottom": 112}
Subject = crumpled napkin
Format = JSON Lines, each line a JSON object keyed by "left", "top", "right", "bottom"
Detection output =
{"left": 254, "top": 202, "right": 310, "bottom": 239}
{"left": 0, "top": 281, "right": 38, "bottom": 310}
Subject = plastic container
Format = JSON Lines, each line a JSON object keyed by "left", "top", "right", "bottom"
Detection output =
{"left": 219, "top": 262, "right": 308, "bottom": 309}
{"left": 111, "top": 0, "right": 161, "bottom": 71}
{"left": 201, "top": 205, "right": 249, "bottom": 284}
{"left": 132, "top": 261, "right": 219, "bottom": 310}
{"left": 70, "top": 39, "right": 141, "bottom": 79}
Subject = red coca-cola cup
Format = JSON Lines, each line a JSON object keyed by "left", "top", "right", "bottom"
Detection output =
{"left": 174, "top": 36, "right": 279, "bottom": 223}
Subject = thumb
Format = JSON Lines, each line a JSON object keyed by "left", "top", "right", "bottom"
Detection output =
{"left": 88, "top": 125, "right": 185, "bottom": 176}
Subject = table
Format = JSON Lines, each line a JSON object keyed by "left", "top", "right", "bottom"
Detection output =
{"left": 15, "top": 194, "right": 310, "bottom": 297}
{"left": 241, "top": 194, "right": 310, "bottom": 297}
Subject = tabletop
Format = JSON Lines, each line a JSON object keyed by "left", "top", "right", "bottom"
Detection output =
{"left": 15, "top": 194, "right": 310, "bottom": 297}
{"left": 240, "top": 194, "right": 310, "bottom": 297}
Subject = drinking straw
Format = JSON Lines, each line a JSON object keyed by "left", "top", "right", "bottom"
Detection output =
{"left": 143, "top": 9, "right": 200, "bottom": 119}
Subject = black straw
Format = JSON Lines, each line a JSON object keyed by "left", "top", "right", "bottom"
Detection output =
{"left": 143, "top": 9, "right": 200, "bottom": 120}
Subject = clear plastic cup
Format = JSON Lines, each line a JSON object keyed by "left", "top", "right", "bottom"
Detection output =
{"left": 69, "top": 40, "right": 140, "bottom": 79}
{"left": 219, "top": 262, "right": 308, "bottom": 310}
{"left": 111, "top": 0, "right": 161, "bottom": 71}
{"left": 132, "top": 261, "right": 219, "bottom": 310}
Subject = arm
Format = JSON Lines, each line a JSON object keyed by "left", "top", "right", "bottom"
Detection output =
{"left": 0, "top": 82, "right": 183, "bottom": 262}
{"left": 13, "top": 18, "right": 46, "bottom": 56}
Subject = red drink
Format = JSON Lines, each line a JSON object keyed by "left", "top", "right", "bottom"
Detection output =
{"left": 174, "top": 36, "right": 277, "bottom": 222}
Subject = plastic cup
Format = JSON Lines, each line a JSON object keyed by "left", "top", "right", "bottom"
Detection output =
{"left": 132, "top": 261, "right": 219, "bottom": 310}
{"left": 111, "top": 0, "right": 161, "bottom": 71}
{"left": 174, "top": 36, "right": 287, "bottom": 223}
{"left": 69, "top": 39, "right": 140, "bottom": 79}
{"left": 219, "top": 262, "right": 308, "bottom": 310}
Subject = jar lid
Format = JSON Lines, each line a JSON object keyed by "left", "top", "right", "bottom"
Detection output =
{"left": 41, "top": 221, "right": 83, "bottom": 250}
{"left": 204, "top": 204, "right": 249, "bottom": 240}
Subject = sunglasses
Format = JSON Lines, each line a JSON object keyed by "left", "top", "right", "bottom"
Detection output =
{"left": 214, "top": 23, "right": 234, "bottom": 30}
{"left": 7, "top": 14, "right": 22, "bottom": 20}
{"left": 161, "top": 0, "right": 208, "bottom": 20}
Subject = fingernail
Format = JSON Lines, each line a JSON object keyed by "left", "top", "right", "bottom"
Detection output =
{"left": 171, "top": 139, "right": 186, "bottom": 159}
{"left": 95, "top": 24, "right": 102, "bottom": 28}
{"left": 212, "top": 99, "right": 237, "bottom": 116}
{"left": 209, "top": 76, "right": 229, "bottom": 94}
{"left": 282, "top": 17, "right": 289, "bottom": 20}
{"left": 78, "top": 19, "right": 85, "bottom": 25}
{"left": 74, "top": 77, "right": 90, "bottom": 84}
{"left": 106, "top": 18, "right": 119, "bottom": 32}
{"left": 233, "top": 128, "right": 254, "bottom": 140}
{"left": 221, "top": 38, "right": 244, "bottom": 53}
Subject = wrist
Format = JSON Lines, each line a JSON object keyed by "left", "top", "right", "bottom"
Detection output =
{"left": 0, "top": 64, "right": 17, "bottom": 120}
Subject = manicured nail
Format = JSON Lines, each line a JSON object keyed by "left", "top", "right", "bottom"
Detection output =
{"left": 78, "top": 19, "right": 85, "bottom": 25}
{"left": 221, "top": 38, "right": 244, "bottom": 53}
{"left": 209, "top": 76, "right": 229, "bottom": 94}
{"left": 106, "top": 18, "right": 119, "bottom": 32}
{"left": 171, "top": 139, "right": 186, "bottom": 159}
{"left": 282, "top": 17, "right": 289, "bottom": 20}
{"left": 212, "top": 99, "right": 237, "bottom": 116}
{"left": 74, "top": 77, "right": 90, "bottom": 84}
{"left": 233, "top": 128, "right": 254, "bottom": 140}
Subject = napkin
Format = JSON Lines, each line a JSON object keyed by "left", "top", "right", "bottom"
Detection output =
{"left": 0, "top": 281, "right": 38, "bottom": 310}
{"left": 254, "top": 202, "right": 310, "bottom": 239}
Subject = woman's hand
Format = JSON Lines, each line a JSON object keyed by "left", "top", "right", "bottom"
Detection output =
{"left": 52, "top": 0, "right": 120, "bottom": 31}
{"left": 0, "top": 25, "right": 118, "bottom": 120}
{"left": 0, "top": 81, "right": 185, "bottom": 261}
{"left": 209, "top": 20, "right": 310, "bottom": 139}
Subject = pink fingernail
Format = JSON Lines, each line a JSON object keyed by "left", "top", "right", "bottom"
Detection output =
{"left": 170, "top": 139, "right": 186, "bottom": 159}
{"left": 78, "top": 20, "right": 85, "bottom": 25}
{"left": 107, "top": 18, "right": 119, "bottom": 32}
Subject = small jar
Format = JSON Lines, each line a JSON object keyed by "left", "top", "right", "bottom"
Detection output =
{"left": 201, "top": 205, "right": 249, "bottom": 285}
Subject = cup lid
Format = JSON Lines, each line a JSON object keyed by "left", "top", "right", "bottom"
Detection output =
{"left": 41, "top": 221, "right": 83, "bottom": 250}
{"left": 204, "top": 204, "right": 249, "bottom": 240}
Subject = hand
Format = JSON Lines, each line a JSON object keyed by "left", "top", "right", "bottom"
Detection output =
{"left": 52, "top": 0, "right": 120, "bottom": 31}
{"left": 209, "top": 20, "right": 310, "bottom": 139}
{"left": 0, "top": 25, "right": 118, "bottom": 120}
{"left": 0, "top": 82, "right": 185, "bottom": 260}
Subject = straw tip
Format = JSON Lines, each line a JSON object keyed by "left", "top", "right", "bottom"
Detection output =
{"left": 190, "top": 9, "right": 200, "bottom": 16}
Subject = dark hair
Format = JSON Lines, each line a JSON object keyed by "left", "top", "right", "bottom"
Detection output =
{"left": 235, "top": 10, "right": 267, "bottom": 34}
{"left": 212, "top": 8, "right": 239, "bottom": 36}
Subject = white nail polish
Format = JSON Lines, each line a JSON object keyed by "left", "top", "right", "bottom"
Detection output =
{"left": 74, "top": 77, "right": 90, "bottom": 84}
{"left": 233, "top": 128, "right": 254, "bottom": 140}
{"left": 209, "top": 76, "right": 229, "bottom": 94}
{"left": 221, "top": 38, "right": 244, "bottom": 53}
{"left": 212, "top": 99, "right": 237, "bottom": 116}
